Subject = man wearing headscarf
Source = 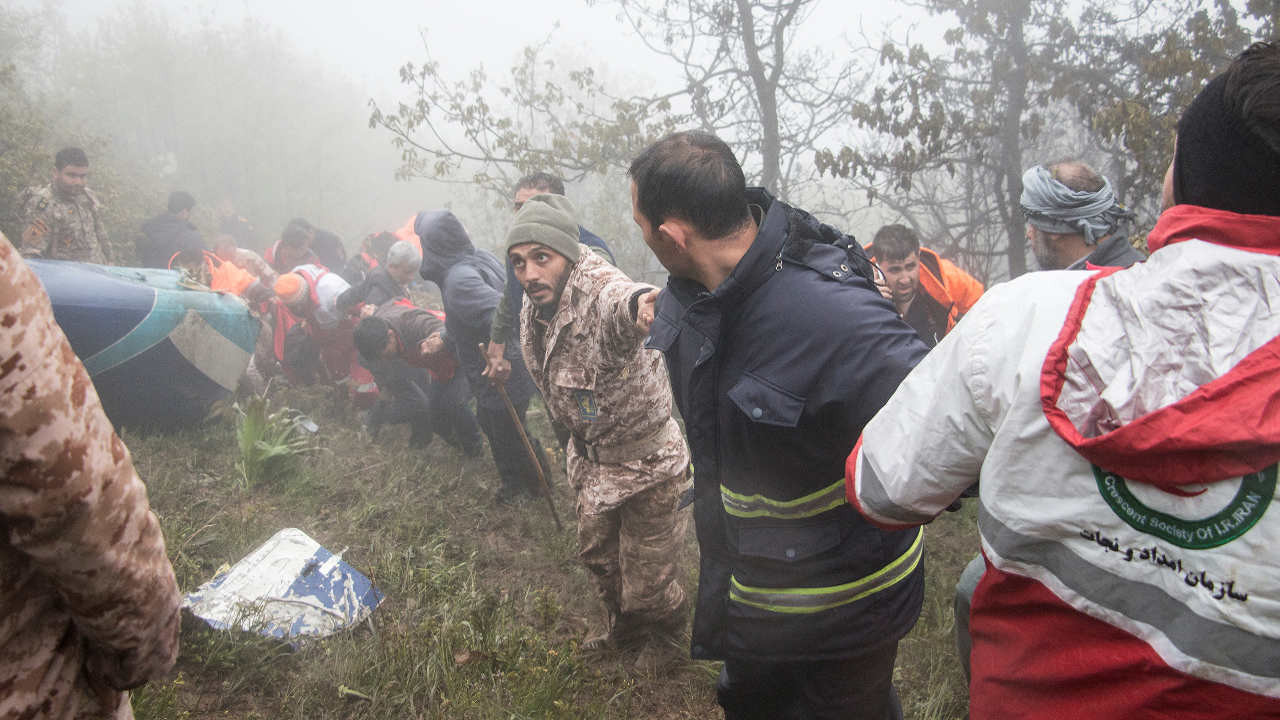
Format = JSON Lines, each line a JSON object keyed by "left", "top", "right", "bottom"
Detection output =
{"left": 849, "top": 42, "right": 1280, "bottom": 718}
{"left": 1019, "top": 160, "right": 1143, "bottom": 270}
{"left": 952, "top": 160, "right": 1146, "bottom": 677}
{"left": 415, "top": 210, "right": 550, "bottom": 503}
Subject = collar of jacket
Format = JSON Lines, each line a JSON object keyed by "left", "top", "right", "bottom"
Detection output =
{"left": 1147, "top": 203, "right": 1280, "bottom": 257}
{"left": 666, "top": 187, "right": 789, "bottom": 310}
{"left": 1072, "top": 233, "right": 1133, "bottom": 269}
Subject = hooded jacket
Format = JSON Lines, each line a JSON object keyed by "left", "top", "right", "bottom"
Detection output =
{"left": 647, "top": 188, "right": 927, "bottom": 662}
{"left": 849, "top": 204, "right": 1280, "bottom": 718}
{"left": 415, "top": 210, "right": 535, "bottom": 409}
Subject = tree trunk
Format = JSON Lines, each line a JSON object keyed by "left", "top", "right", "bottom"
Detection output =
{"left": 999, "top": 0, "right": 1031, "bottom": 277}
{"left": 734, "top": 0, "right": 788, "bottom": 195}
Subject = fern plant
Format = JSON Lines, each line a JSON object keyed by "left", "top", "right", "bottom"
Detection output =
{"left": 234, "top": 393, "right": 314, "bottom": 489}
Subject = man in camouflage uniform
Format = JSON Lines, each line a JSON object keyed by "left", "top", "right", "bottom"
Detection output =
{"left": 16, "top": 147, "right": 112, "bottom": 264}
{"left": 505, "top": 194, "right": 690, "bottom": 656}
{"left": 0, "top": 230, "right": 181, "bottom": 718}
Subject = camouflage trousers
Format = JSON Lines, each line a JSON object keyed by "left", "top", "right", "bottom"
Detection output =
{"left": 576, "top": 472, "right": 688, "bottom": 638}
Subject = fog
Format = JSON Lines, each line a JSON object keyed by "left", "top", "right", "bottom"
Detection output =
{"left": 2, "top": 0, "right": 1271, "bottom": 282}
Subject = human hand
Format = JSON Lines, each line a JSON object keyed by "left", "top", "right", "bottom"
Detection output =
{"left": 21, "top": 218, "right": 49, "bottom": 248}
{"left": 482, "top": 341, "right": 511, "bottom": 384}
{"left": 419, "top": 333, "right": 444, "bottom": 357}
{"left": 635, "top": 289, "right": 660, "bottom": 333}
{"left": 872, "top": 266, "right": 892, "bottom": 301}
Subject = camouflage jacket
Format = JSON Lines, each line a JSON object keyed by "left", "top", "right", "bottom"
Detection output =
{"left": 519, "top": 246, "right": 689, "bottom": 514}
{"left": 0, "top": 231, "right": 180, "bottom": 719}
{"left": 16, "top": 185, "right": 112, "bottom": 264}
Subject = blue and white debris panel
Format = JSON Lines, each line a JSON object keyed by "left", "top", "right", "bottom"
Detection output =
{"left": 183, "top": 528, "right": 384, "bottom": 641}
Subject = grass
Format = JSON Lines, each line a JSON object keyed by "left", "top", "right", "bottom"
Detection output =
{"left": 124, "top": 384, "right": 974, "bottom": 719}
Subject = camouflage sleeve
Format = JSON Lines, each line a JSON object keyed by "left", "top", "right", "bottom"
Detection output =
{"left": 0, "top": 234, "right": 180, "bottom": 690}
{"left": 599, "top": 275, "right": 657, "bottom": 359}
{"left": 15, "top": 188, "right": 49, "bottom": 258}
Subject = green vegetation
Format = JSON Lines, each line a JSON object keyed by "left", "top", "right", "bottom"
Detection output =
{"left": 232, "top": 392, "right": 315, "bottom": 490}
{"left": 125, "top": 386, "right": 975, "bottom": 719}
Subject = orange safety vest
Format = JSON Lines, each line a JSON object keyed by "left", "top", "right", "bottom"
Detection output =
{"left": 865, "top": 245, "right": 985, "bottom": 335}
{"left": 169, "top": 250, "right": 259, "bottom": 297}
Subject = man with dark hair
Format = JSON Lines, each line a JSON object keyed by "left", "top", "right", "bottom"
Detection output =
{"left": 483, "top": 172, "right": 615, "bottom": 384}
{"left": 268, "top": 218, "right": 346, "bottom": 273}
{"left": 513, "top": 171, "right": 566, "bottom": 199}
{"left": 506, "top": 194, "right": 690, "bottom": 661}
{"left": 264, "top": 218, "right": 315, "bottom": 273}
{"left": 415, "top": 209, "right": 550, "bottom": 502}
{"left": 138, "top": 190, "right": 204, "bottom": 268}
{"left": 867, "top": 224, "right": 984, "bottom": 347}
{"left": 15, "top": 146, "right": 112, "bottom": 264}
{"left": 353, "top": 303, "right": 482, "bottom": 455}
{"left": 1020, "top": 159, "right": 1144, "bottom": 270}
{"left": 850, "top": 43, "right": 1280, "bottom": 718}
{"left": 630, "top": 130, "right": 927, "bottom": 719}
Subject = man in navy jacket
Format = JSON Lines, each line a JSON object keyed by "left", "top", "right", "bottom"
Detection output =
{"left": 630, "top": 131, "right": 927, "bottom": 719}
{"left": 416, "top": 209, "right": 549, "bottom": 502}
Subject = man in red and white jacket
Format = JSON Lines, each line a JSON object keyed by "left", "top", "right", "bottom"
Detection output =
{"left": 848, "top": 42, "right": 1280, "bottom": 719}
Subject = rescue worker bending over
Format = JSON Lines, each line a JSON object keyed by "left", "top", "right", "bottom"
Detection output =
{"left": 353, "top": 302, "right": 482, "bottom": 456}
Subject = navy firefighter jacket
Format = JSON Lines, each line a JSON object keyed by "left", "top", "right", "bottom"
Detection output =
{"left": 645, "top": 188, "right": 929, "bottom": 662}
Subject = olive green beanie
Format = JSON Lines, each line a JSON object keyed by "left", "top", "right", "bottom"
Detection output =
{"left": 505, "top": 193, "right": 581, "bottom": 263}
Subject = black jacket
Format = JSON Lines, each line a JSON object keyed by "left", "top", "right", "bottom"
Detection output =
{"left": 1082, "top": 234, "right": 1147, "bottom": 268}
{"left": 311, "top": 228, "right": 348, "bottom": 271}
{"left": 646, "top": 188, "right": 928, "bottom": 662}
{"left": 337, "top": 266, "right": 406, "bottom": 314}
{"left": 138, "top": 213, "right": 203, "bottom": 268}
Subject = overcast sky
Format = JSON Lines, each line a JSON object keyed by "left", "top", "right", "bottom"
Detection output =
{"left": 44, "top": 0, "right": 908, "bottom": 101}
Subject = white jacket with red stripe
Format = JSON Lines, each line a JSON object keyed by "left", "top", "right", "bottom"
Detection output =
{"left": 849, "top": 205, "right": 1280, "bottom": 719}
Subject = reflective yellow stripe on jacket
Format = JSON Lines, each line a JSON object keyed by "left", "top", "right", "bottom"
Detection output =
{"left": 729, "top": 527, "right": 924, "bottom": 614}
{"left": 721, "top": 478, "right": 848, "bottom": 520}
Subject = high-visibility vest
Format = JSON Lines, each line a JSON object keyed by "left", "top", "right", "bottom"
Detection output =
{"left": 169, "top": 250, "right": 258, "bottom": 297}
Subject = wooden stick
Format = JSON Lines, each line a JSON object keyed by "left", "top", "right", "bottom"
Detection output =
{"left": 482, "top": 343, "right": 562, "bottom": 530}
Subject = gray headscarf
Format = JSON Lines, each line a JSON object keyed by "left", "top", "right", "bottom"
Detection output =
{"left": 1019, "top": 165, "right": 1135, "bottom": 246}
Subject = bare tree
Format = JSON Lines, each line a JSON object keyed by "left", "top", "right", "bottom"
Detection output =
{"left": 822, "top": 0, "right": 1266, "bottom": 279}
{"left": 599, "top": 0, "right": 865, "bottom": 198}
{"left": 372, "top": 0, "right": 866, "bottom": 203}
